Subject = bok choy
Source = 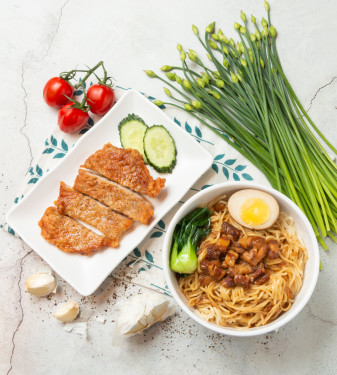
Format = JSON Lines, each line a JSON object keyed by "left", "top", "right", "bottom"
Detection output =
{"left": 170, "top": 207, "right": 212, "bottom": 273}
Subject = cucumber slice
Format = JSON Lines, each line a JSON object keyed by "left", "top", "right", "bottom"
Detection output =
{"left": 119, "top": 114, "right": 148, "bottom": 162}
{"left": 144, "top": 125, "right": 177, "bottom": 173}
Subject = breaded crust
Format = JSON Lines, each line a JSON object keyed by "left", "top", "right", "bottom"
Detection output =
{"left": 55, "top": 182, "right": 133, "bottom": 244}
{"left": 74, "top": 169, "right": 153, "bottom": 224}
{"left": 82, "top": 143, "right": 165, "bottom": 198}
{"left": 38, "top": 207, "right": 111, "bottom": 255}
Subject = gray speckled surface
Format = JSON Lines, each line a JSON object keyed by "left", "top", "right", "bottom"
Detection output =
{"left": 1, "top": 0, "right": 337, "bottom": 374}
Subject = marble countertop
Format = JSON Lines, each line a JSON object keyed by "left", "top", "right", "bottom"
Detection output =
{"left": 1, "top": 0, "right": 337, "bottom": 374}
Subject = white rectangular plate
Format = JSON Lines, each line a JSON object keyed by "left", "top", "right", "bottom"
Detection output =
{"left": 7, "top": 89, "right": 212, "bottom": 296}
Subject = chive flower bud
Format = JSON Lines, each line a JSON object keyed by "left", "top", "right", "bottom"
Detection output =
{"left": 236, "top": 42, "right": 241, "bottom": 52}
{"left": 230, "top": 38, "right": 235, "bottom": 47}
{"left": 260, "top": 57, "right": 265, "bottom": 68}
{"left": 197, "top": 78, "right": 205, "bottom": 88}
{"left": 209, "top": 40, "right": 218, "bottom": 50}
{"left": 240, "top": 43, "right": 245, "bottom": 53}
{"left": 183, "top": 79, "right": 192, "bottom": 90}
{"left": 231, "top": 50, "right": 237, "bottom": 58}
{"left": 222, "top": 35, "right": 229, "bottom": 44}
{"left": 208, "top": 90, "right": 220, "bottom": 99}
{"left": 255, "top": 29, "right": 261, "bottom": 40}
{"left": 261, "top": 18, "right": 268, "bottom": 27}
{"left": 248, "top": 50, "right": 254, "bottom": 63}
{"left": 192, "top": 100, "right": 202, "bottom": 109}
{"left": 223, "top": 58, "right": 229, "bottom": 68}
{"left": 154, "top": 100, "right": 163, "bottom": 107}
{"left": 180, "top": 51, "right": 186, "bottom": 61}
{"left": 165, "top": 72, "right": 176, "bottom": 81}
{"left": 216, "top": 79, "right": 225, "bottom": 88}
{"left": 251, "top": 15, "right": 256, "bottom": 24}
{"left": 218, "top": 28, "right": 223, "bottom": 36}
{"left": 163, "top": 87, "right": 172, "bottom": 97}
{"left": 240, "top": 58, "right": 247, "bottom": 67}
{"left": 240, "top": 26, "right": 247, "bottom": 34}
{"left": 237, "top": 73, "right": 242, "bottom": 82}
{"left": 144, "top": 70, "right": 157, "bottom": 78}
{"left": 230, "top": 72, "right": 238, "bottom": 83}
{"left": 201, "top": 72, "right": 210, "bottom": 84}
{"left": 270, "top": 25, "right": 277, "bottom": 37}
{"left": 184, "top": 103, "right": 193, "bottom": 111}
{"left": 188, "top": 52, "right": 196, "bottom": 62}
{"left": 192, "top": 25, "right": 199, "bottom": 35}
{"left": 262, "top": 27, "right": 269, "bottom": 38}
{"left": 175, "top": 75, "right": 183, "bottom": 84}
{"left": 223, "top": 46, "right": 229, "bottom": 55}
{"left": 219, "top": 35, "right": 225, "bottom": 43}
{"left": 202, "top": 75, "right": 209, "bottom": 85}
{"left": 250, "top": 33, "right": 256, "bottom": 42}
{"left": 234, "top": 22, "right": 240, "bottom": 30}
{"left": 177, "top": 43, "right": 182, "bottom": 52}
{"left": 256, "top": 41, "right": 260, "bottom": 50}
{"left": 161, "top": 65, "right": 173, "bottom": 72}
{"left": 212, "top": 71, "right": 220, "bottom": 78}
{"left": 207, "top": 53, "right": 212, "bottom": 61}
{"left": 240, "top": 11, "right": 247, "bottom": 22}
{"left": 264, "top": 1, "right": 270, "bottom": 11}
{"left": 205, "top": 22, "right": 215, "bottom": 33}
{"left": 212, "top": 33, "right": 219, "bottom": 41}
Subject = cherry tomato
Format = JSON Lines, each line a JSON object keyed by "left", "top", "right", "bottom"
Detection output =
{"left": 58, "top": 103, "right": 89, "bottom": 133}
{"left": 86, "top": 84, "right": 115, "bottom": 115}
{"left": 43, "top": 77, "right": 74, "bottom": 109}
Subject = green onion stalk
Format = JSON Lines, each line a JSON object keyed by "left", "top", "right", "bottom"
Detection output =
{"left": 145, "top": 1, "right": 337, "bottom": 249}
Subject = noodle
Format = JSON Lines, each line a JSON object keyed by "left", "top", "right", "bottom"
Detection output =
{"left": 178, "top": 196, "right": 308, "bottom": 329}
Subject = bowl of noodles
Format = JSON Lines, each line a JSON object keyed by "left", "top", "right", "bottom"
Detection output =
{"left": 163, "top": 182, "right": 319, "bottom": 337}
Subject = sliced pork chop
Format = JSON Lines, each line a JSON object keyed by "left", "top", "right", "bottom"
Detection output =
{"left": 82, "top": 143, "right": 165, "bottom": 198}
{"left": 74, "top": 169, "right": 154, "bottom": 224}
{"left": 38, "top": 207, "right": 111, "bottom": 255}
{"left": 55, "top": 182, "right": 133, "bottom": 245}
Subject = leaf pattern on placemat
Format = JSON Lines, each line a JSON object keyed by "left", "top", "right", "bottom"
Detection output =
{"left": 211, "top": 154, "right": 253, "bottom": 181}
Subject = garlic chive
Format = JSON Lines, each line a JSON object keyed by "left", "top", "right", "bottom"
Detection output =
{"left": 144, "top": 70, "right": 156, "bottom": 78}
{"left": 161, "top": 65, "right": 173, "bottom": 72}
{"left": 192, "top": 24, "right": 199, "bottom": 35}
{"left": 154, "top": 100, "right": 163, "bottom": 106}
{"left": 165, "top": 72, "right": 176, "bottom": 81}
{"left": 164, "top": 87, "right": 172, "bottom": 97}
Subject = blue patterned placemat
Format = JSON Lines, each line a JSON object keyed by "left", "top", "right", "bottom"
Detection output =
{"left": 2, "top": 85, "right": 267, "bottom": 294}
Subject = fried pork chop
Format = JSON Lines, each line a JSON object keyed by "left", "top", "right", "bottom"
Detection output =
{"left": 74, "top": 169, "right": 154, "bottom": 224}
{"left": 55, "top": 182, "right": 133, "bottom": 245}
{"left": 82, "top": 143, "right": 165, "bottom": 198}
{"left": 38, "top": 207, "right": 110, "bottom": 255}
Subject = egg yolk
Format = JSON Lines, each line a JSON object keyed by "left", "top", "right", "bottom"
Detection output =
{"left": 240, "top": 198, "right": 270, "bottom": 226}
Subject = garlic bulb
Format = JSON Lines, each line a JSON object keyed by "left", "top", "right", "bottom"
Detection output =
{"left": 24, "top": 273, "right": 57, "bottom": 297}
{"left": 117, "top": 292, "right": 175, "bottom": 336}
{"left": 53, "top": 301, "right": 79, "bottom": 322}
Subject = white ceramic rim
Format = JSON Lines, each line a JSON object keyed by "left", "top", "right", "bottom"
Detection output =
{"left": 163, "top": 182, "right": 320, "bottom": 337}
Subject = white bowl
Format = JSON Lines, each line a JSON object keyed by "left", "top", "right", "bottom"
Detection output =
{"left": 163, "top": 182, "right": 320, "bottom": 337}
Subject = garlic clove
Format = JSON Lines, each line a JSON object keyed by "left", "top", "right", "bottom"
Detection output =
{"left": 24, "top": 273, "right": 57, "bottom": 297}
{"left": 53, "top": 301, "right": 79, "bottom": 322}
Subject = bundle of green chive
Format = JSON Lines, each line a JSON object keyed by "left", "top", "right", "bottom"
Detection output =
{"left": 145, "top": 1, "right": 337, "bottom": 249}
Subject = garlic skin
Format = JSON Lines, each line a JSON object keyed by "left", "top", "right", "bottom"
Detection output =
{"left": 53, "top": 301, "right": 79, "bottom": 323}
{"left": 24, "top": 273, "right": 57, "bottom": 297}
{"left": 117, "top": 292, "right": 175, "bottom": 336}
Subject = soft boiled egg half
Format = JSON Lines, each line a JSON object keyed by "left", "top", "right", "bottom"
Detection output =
{"left": 228, "top": 189, "right": 280, "bottom": 230}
